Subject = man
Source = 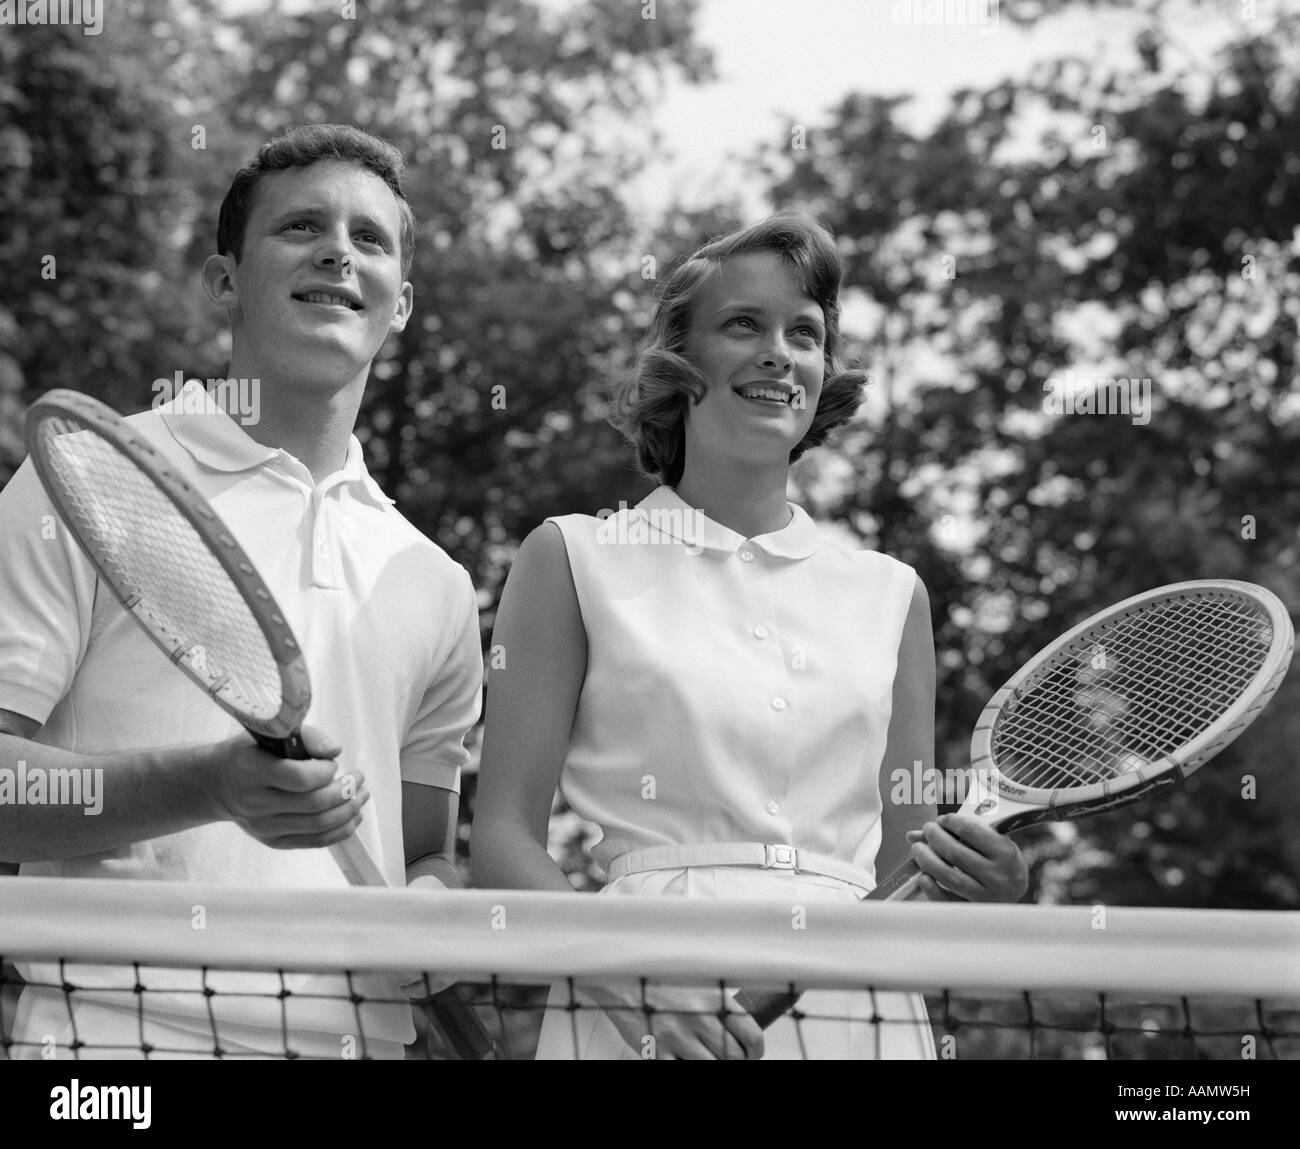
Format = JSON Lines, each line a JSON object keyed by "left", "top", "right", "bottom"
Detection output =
{"left": 0, "top": 124, "right": 483, "bottom": 1058}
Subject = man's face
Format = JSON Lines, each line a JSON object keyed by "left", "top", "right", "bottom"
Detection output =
{"left": 223, "top": 160, "right": 412, "bottom": 388}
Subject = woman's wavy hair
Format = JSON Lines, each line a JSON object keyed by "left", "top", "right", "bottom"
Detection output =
{"left": 611, "top": 212, "right": 868, "bottom": 486}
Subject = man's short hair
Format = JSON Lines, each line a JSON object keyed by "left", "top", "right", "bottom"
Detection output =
{"left": 216, "top": 124, "right": 415, "bottom": 278}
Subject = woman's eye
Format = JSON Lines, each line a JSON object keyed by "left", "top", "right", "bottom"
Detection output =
{"left": 728, "top": 316, "right": 758, "bottom": 330}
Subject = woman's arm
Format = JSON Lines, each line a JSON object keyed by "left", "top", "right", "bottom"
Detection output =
{"left": 471, "top": 523, "right": 587, "bottom": 894}
{"left": 470, "top": 522, "right": 761, "bottom": 1057}
{"left": 877, "top": 573, "right": 1028, "bottom": 902}
{"left": 875, "top": 575, "right": 939, "bottom": 879}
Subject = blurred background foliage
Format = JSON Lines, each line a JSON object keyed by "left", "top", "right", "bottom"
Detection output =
{"left": 1, "top": 0, "right": 1297, "bottom": 910}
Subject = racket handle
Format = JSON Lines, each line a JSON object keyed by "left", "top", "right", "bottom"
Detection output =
{"left": 734, "top": 987, "right": 799, "bottom": 1029}
{"left": 249, "top": 729, "right": 389, "bottom": 887}
{"left": 864, "top": 858, "right": 926, "bottom": 903}
{"left": 250, "top": 729, "right": 502, "bottom": 1057}
{"left": 329, "top": 835, "right": 388, "bottom": 887}
{"left": 423, "top": 986, "right": 501, "bottom": 1060}
{"left": 736, "top": 860, "right": 928, "bottom": 1030}
{"left": 251, "top": 730, "right": 308, "bottom": 758}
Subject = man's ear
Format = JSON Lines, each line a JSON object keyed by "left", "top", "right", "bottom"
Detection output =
{"left": 202, "top": 254, "right": 239, "bottom": 308}
{"left": 388, "top": 281, "right": 414, "bottom": 335}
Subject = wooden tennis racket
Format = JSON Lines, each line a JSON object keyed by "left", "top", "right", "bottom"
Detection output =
{"left": 736, "top": 578, "right": 1294, "bottom": 1028}
{"left": 24, "top": 388, "right": 498, "bottom": 1058}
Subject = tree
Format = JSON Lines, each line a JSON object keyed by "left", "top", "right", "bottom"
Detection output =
{"left": 766, "top": 3, "right": 1300, "bottom": 907}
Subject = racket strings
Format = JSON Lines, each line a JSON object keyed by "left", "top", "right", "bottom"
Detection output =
{"left": 993, "top": 593, "right": 1275, "bottom": 791}
{"left": 34, "top": 418, "right": 286, "bottom": 722}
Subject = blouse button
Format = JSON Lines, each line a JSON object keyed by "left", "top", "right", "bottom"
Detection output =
{"left": 765, "top": 801, "right": 779, "bottom": 815}
{"left": 753, "top": 626, "right": 768, "bottom": 640}
{"left": 771, "top": 697, "right": 787, "bottom": 711}
{"left": 739, "top": 550, "right": 754, "bottom": 562}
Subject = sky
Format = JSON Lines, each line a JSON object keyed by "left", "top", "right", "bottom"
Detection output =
{"left": 625, "top": 0, "right": 1241, "bottom": 216}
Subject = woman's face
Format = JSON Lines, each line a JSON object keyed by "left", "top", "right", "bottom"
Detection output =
{"left": 681, "top": 251, "right": 826, "bottom": 473}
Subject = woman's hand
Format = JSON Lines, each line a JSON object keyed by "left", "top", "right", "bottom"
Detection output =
{"left": 583, "top": 982, "right": 765, "bottom": 1060}
{"left": 906, "top": 813, "right": 1029, "bottom": 902}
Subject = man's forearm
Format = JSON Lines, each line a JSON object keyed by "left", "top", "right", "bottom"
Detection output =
{"left": 0, "top": 733, "right": 219, "bottom": 862}
{"left": 406, "top": 852, "right": 462, "bottom": 889}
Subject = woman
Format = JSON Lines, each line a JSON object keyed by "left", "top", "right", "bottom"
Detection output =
{"left": 471, "top": 213, "right": 1027, "bottom": 1060}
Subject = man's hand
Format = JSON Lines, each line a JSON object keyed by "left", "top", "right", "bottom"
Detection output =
{"left": 907, "top": 813, "right": 1028, "bottom": 902}
{"left": 201, "top": 726, "right": 370, "bottom": 850}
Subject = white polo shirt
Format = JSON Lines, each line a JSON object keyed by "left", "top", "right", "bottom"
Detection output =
{"left": 0, "top": 382, "right": 483, "bottom": 1056}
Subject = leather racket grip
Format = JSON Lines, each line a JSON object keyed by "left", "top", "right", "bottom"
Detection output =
{"left": 250, "top": 730, "right": 309, "bottom": 759}
{"left": 734, "top": 987, "right": 799, "bottom": 1029}
{"left": 423, "top": 987, "right": 500, "bottom": 1060}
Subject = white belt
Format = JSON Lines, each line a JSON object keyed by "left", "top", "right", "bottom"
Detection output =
{"left": 605, "top": 843, "right": 875, "bottom": 891}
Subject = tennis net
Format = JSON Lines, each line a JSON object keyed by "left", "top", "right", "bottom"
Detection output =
{"left": 2, "top": 877, "right": 1297, "bottom": 1060}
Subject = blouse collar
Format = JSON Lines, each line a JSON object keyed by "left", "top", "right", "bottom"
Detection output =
{"left": 632, "top": 485, "right": 822, "bottom": 559}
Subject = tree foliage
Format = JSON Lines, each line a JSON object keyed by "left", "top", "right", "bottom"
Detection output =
{"left": 2, "top": 0, "right": 1295, "bottom": 909}
{"left": 766, "top": 4, "right": 1300, "bottom": 906}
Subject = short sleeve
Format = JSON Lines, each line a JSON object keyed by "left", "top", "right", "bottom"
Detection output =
{"left": 0, "top": 460, "right": 98, "bottom": 725}
{"left": 399, "top": 565, "right": 484, "bottom": 792}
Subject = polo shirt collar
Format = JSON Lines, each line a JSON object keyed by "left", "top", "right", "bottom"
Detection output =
{"left": 158, "top": 381, "right": 393, "bottom": 506}
{"left": 634, "top": 485, "right": 821, "bottom": 559}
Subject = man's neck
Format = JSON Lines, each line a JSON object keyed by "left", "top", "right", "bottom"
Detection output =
{"left": 216, "top": 363, "right": 367, "bottom": 485}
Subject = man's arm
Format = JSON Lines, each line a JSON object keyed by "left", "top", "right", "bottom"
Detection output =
{"left": 403, "top": 780, "right": 460, "bottom": 889}
{"left": 0, "top": 707, "right": 371, "bottom": 863}
{"left": 0, "top": 706, "right": 230, "bottom": 861}
{"left": 399, "top": 565, "right": 483, "bottom": 891}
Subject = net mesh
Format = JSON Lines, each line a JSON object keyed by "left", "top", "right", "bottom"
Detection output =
{"left": 993, "top": 591, "right": 1277, "bottom": 790}
{"left": 32, "top": 415, "right": 285, "bottom": 722}
{"left": 2, "top": 880, "right": 1296, "bottom": 1061}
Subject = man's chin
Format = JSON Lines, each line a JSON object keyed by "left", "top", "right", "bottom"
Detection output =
{"left": 266, "top": 339, "right": 379, "bottom": 386}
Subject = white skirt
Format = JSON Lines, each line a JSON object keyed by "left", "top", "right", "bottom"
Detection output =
{"left": 534, "top": 860, "right": 937, "bottom": 1061}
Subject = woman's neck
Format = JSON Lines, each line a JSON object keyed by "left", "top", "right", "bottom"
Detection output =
{"left": 673, "top": 463, "right": 793, "bottom": 539}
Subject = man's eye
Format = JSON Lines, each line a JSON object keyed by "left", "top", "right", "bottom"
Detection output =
{"left": 284, "top": 221, "right": 312, "bottom": 232}
{"left": 728, "top": 316, "right": 758, "bottom": 330}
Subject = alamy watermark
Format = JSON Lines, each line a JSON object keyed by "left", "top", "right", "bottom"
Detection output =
{"left": 0, "top": 0, "right": 103, "bottom": 35}
{"left": 0, "top": 760, "right": 103, "bottom": 815}
{"left": 1042, "top": 371, "right": 1153, "bottom": 426}
{"left": 596, "top": 503, "right": 706, "bottom": 556}
{"left": 891, "top": 761, "right": 998, "bottom": 809}
{"left": 891, "top": 0, "right": 999, "bottom": 34}
{"left": 50, "top": 1079, "right": 150, "bottom": 1129}
{"left": 152, "top": 372, "right": 261, "bottom": 426}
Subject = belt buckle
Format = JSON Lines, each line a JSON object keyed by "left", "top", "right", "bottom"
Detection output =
{"left": 764, "top": 844, "right": 798, "bottom": 871}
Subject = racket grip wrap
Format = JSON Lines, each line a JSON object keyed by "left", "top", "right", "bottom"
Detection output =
{"left": 735, "top": 987, "right": 800, "bottom": 1030}
{"left": 251, "top": 730, "right": 308, "bottom": 759}
{"left": 866, "top": 859, "right": 926, "bottom": 902}
{"left": 425, "top": 988, "right": 501, "bottom": 1060}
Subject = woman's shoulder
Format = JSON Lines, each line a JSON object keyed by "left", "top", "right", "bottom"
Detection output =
{"left": 812, "top": 524, "right": 920, "bottom": 582}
